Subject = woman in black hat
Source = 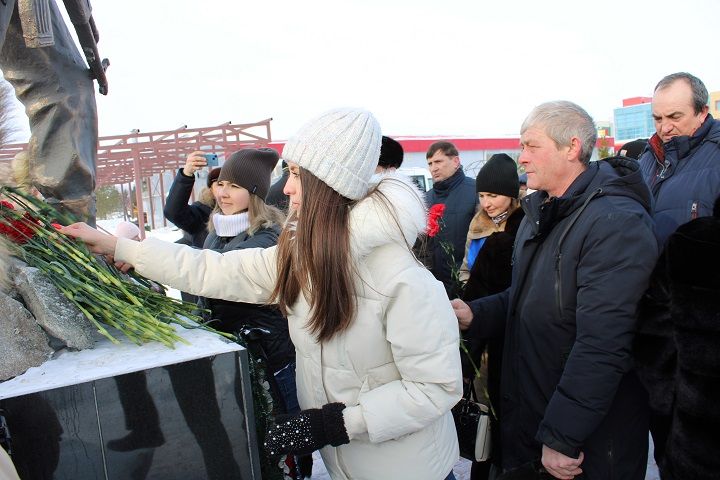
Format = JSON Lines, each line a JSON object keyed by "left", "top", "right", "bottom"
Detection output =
{"left": 460, "top": 153, "right": 525, "bottom": 480}
{"left": 198, "top": 148, "right": 299, "bottom": 414}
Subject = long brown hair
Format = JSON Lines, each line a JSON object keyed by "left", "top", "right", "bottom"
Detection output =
{"left": 270, "top": 169, "right": 357, "bottom": 342}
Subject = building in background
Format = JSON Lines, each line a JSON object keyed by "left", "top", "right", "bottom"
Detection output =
{"left": 614, "top": 97, "right": 654, "bottom": 143}
{"left": 596, "top": 121, "right": 614, "bottom": 158}
{"left": 710, "top": 90, "right": 720, "bottom": 119}
{"left": 596, "top": 121, "right": 613, "bottom": 139}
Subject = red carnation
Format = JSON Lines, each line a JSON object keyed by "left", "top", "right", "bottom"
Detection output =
{"left": 0, "top": 213, "right": 40, "bottom": 244}
{"left": 426, "top": 203, "right": 446, "bottom": 238}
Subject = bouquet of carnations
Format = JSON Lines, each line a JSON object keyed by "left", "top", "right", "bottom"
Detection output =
{"left": 0, "top": 186, "right": 230, "bottom": 347}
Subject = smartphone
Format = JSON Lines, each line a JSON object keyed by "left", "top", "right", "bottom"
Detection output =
{"left": 203, "top": 153, "right": 219, "bottom": 167}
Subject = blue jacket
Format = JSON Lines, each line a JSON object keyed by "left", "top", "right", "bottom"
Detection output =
{"left": 468, "top": 158, "right": 657, "bottom": 477}
{"left": 425, "top": 167, "right": 477, "bottom": 295}
{"left": 638, "top": 115, "right": 720, "bottom": 246}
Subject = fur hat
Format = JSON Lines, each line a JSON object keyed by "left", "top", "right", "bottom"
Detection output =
{"left": 282, "top": 108, "right": 382, "bottom": 200}
{"left": 206, "top": 167, "right": 221, "bottom": 188}
{"left": 475, "top": 153, "right": 519, "bottom": 198}
{"left": 378, "top": 136, "right": 404, "bottom": 169}
{"left": 218, "top": 148, "right": 279, "bottom": 200}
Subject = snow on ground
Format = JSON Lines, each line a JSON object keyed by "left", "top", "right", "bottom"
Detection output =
{"left": 96, "top": 217, "right": 183, "bottom": 244}
{"left": 0, "top": 325, "right": 239, "bottom": 399}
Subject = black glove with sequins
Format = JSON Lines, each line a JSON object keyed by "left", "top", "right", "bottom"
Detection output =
{"left": 264, "top": 402, "right": 350, "bottom": 456}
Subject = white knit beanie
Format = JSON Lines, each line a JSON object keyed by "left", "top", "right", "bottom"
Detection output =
{"left": 282, "top": 108, "right": 381, "bottom": 200}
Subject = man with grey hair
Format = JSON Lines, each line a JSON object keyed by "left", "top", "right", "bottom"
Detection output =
{"left": 452, "top": 101, "right": 657, "bottom": 479}
{"left": 634, "top": 72, "right": 720, "bottom": 474}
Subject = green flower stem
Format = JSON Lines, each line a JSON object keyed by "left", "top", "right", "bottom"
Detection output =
{"left": 459, "top": 339, "right": 497, "bottom": 420}
{"left": 1, "top": 186, "right": 226, "bottom": 348}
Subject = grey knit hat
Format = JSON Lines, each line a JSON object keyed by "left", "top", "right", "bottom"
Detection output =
{"left": 475, "top": 153, "right": 519, "bottom": 198}
{"left": 218, "top": 147, "right": 279, "bottom": 200}
{"left": 282, "top": 108, "right": 382, "bottom": 200}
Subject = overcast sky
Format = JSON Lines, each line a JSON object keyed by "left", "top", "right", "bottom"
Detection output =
{"left": 6, "top": 0, "right": 720, "bottom": 142}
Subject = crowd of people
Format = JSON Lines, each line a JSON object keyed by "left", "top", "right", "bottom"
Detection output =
{"left": 54, "top": 71, "right": 720, "bottom": 480}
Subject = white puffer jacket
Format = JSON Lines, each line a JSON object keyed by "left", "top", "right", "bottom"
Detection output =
{"left": 115, "top": 173, "right": 462, "bottom": 480}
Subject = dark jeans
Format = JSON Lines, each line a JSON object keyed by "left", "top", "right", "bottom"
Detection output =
{"left": 445, "top": 472, "right": 456, "bottom": 480}
{"left": 273, "top": 362, "right": 300, "bottom": 414}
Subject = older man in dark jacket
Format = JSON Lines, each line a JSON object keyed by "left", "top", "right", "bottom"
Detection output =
{"left": 637, "top": 72, "right": 720, "bottom": 243}
{"left": 634, "top": 72, "right": 720, "bottom": 472}
{"left": 453, "top": 101, "right": 658, "bottom": 479}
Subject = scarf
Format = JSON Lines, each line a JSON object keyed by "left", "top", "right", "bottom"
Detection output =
{"left": 212, "top": 211, "right": 249, "bottom": 237}
{"left": 491, "top": 210, "right": 509, "bottom": 226}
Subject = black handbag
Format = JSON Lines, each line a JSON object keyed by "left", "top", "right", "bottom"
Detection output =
{"left": 451, "top": 380, "right": 491, "bottom": 462}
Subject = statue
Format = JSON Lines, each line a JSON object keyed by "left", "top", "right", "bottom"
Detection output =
{"left": 0, "top": 0, "right": 108, "bottom": 224}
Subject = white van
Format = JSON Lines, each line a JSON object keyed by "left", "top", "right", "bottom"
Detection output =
{"left": 398, "top": 167, "right": 433, "bottom": 192}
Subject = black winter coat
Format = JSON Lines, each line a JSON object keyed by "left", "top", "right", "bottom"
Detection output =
{"left": 461, "top": 206, "right": 524, "bottom": 467}
{"left": 468, "top": 157, "right": 658, "bottom": 478}
{"left": 463, "top": 207, "right": 525, "bottom": 301}
{"left": 633, "top": 116, "right": 720, "bottom": 453}
{"left": 163, "top": 169, "right": 213, "bottom": 248}
{"left": 648, "top": 199, "right": 720, "bottom": 480}
{"left": 201, "top": 224, "right": 295, "bottom": 374}
{"left": 425, "top": 167, "right": 477, "bottom": 295}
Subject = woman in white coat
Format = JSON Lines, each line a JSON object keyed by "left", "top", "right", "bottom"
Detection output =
{"left": 62, "top": 108, "right": 463, "bottom": 480}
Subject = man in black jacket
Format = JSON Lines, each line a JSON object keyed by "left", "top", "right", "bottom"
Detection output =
{"left": 425, "top": 141, "right": 477, "bottom": 296}
{"left": 452, "top": 101, "right": 658, "bottom": 479}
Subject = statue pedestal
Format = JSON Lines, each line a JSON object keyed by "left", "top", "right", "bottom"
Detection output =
{"left": 0, "top": 326, "right": 261, "bottom": 479}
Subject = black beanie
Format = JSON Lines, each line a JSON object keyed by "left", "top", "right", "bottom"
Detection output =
{"left": 475, "top": 153, "right": 519, "bottom": 198}
{"left": 378, "top": 136, "right": 404, "bottom": 169}
{"left": 206, "top": 167, "right": 221, "bottom": 188}
{"left": 218, "top": 147, "right": 279, "bottom": 200}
